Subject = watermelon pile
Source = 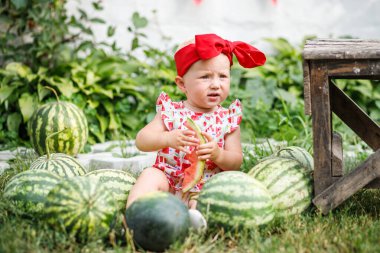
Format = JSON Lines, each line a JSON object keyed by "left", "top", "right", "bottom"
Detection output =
{"left": 193, "top": 145, "right": 314, "bottom": 229}
{"left": 3, "top": 89, "right": 137, "bottom": 242}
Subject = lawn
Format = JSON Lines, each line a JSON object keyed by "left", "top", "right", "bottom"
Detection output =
{"left": 1, "top": 147, "right": 379, "bottom": 253}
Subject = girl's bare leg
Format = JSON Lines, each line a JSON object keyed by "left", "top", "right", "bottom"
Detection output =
{"left": 126, "top": 167, "right": 169, "bottom": 209}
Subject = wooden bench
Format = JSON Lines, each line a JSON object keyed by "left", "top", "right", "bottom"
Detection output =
{"left": 302, "top": 39, "right": 380, "bottom": 214}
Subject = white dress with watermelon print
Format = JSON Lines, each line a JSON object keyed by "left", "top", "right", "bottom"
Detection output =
{"left": 152, "top": 92, "right": 242, "bottom": 194}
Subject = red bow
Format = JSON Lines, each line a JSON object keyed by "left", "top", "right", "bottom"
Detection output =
{"left": 174, "top": 34, "right": 266, "bottom": 77}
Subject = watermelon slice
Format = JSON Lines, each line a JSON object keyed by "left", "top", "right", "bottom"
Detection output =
{"left": 182, "top": 117, "right": 207, "bottom": 193}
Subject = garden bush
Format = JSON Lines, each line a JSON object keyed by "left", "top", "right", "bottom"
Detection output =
{"left": 0, "top": 0, "right": 378, "bottom": 151}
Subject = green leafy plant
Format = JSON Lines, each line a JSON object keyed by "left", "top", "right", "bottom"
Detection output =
{"left": 0, "top": 1, "right": 177, "bottom": 149}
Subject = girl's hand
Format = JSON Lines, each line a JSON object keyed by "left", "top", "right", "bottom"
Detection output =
{"left": 196, "top": 132, "right": 221, "bottom": 162}
{"left": 165, "top": 129, "right": 199, "bottom": 154}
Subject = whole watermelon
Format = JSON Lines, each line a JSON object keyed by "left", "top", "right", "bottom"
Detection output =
{"left": 28, "top": 101, "right": 88, "bottom": 156}
{"left": 125, "top": 192, "right": 190, "bottom": 252}
{"left": 85, "top": 169, "right": 136, "bottom": 211}
{"left": 3, "top": 170, "right": 61, "bottom": 215}
{"left": 248, "top": 157, "right": 313, "bottom": 218}
{"left": 30, "top": 153, "right": 86, "bottom": 177}
{"left": 197, "top": 171, "right": 274, "bottom": 230}
{"left": 45, "top": 176, "right": 118, "bottom": 242}
{"left": 273, "top": 146, "right": 314, "bottom": 171}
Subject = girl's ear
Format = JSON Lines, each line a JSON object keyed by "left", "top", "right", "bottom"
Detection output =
{"left": 175, "top": 76, "right": 187, "bottom": 93}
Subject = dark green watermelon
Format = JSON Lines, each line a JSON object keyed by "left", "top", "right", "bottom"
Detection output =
{"left": 125, "top": 192, "right": 190, "bottom": 252}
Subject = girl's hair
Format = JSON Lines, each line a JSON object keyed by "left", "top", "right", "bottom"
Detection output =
{"left": 175, "top": 38, "right": 195, "bottom": 53}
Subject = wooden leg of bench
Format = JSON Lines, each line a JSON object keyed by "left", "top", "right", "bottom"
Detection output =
{"left": 313, "top": 149, "right": 380, "bottom": 214}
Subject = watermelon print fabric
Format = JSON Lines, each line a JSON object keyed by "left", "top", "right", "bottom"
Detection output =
{"left": 153, "top": 92, "right": 242, "bottom": 192}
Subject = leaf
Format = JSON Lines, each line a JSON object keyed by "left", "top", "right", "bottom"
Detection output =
{"left": 96, "top": 114, "right": 109, "bottom": 133}
{"left": 10, "top": 0, "right": 27, "bottom": 9}
{"left": 245, "top": 79, "right": 274, "bottom": 107}
{"left": 108, "top": 113, "right": 118, "bottom": 130}
{"left": 45, "top": 76, "right": 78, "bottom": 97}
{"left": 0, "top": 85, "right": 17, "bottom": 104}
{"left": 87, "top": 99, "right": 100, "bottom": 109}
{"left": 132, "top": 12, "right": 148, "bottom": 29}
{"left": 37, "top": 83, "right": 51, "bottom": 101}
{"left": 131, "top": 37, "right": 139, "bottom": 51}
{"left": 121, "top": 114, "right": 140, "bottom": 130}
{"left": 274, "top": 89, "right": 297, "bottom": 108}
{"left": 7, "top": 112, "right": 22, "bottom": 132}
{"left": 89, "top": 17, "right": 106, "bottom": 24}
{"left": 92, "top": 86, "right": 114, "bottom": 99}
{"left": 107, "top": 26, "right": 116, "bottom": 37}
{"left": 350, "top": 80, "right": 372, "bottom": 97}
{"left": 89, "top": 124, "right": 105, "bottom": 143}
{"left": 5, "top": 62, "right": 31, "bottom": 77}
{"left": 86, "top": 71, "right": 100, "bottom": 85}
{"left": 18, "top": 93, "right": 38, "bottom": 122}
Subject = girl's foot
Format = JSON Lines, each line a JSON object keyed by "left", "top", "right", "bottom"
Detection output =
{"left": 188, "top": 209, "right": 207, "bottom": 233}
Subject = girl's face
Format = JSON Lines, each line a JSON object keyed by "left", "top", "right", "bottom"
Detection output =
{"left": 175, "top": 54, "right": 231, "bottom": 113}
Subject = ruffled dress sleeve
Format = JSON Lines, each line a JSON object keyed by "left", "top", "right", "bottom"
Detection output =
{"left": 156, "top": 92, "right": 175, "bottom": 131}
{"left": 226, "top": 99, "right": 243, "bottom": 134}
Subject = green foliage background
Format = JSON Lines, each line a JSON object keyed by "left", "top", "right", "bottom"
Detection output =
{"left": 0, "top": 0, "right": 379, "bottom": 151}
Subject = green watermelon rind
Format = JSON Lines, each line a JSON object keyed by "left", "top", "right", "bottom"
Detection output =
{"left": 125, "top": 191, "right": 190, "bottom": 252}
{"left": 85, "top": 169, "right": 136, "bottom": 210}
{"left": 28, "top": 101, "right": 88, "bottom": 156}
{"left": 197, "top": 171, "right": 275, "bottom": 229}
{"left": 44, "top": 176, "right": 118, "bottom": 242}
{"left": 248, "top": 157, "right": 313, "bottom": 218}
{"left": 3, "top": 170, "right": 61, "bottom": 214}
{"left": 30, "top": 153, "right": 87, "bottom": 178}
{"left": 273, "top": 146, "right": 314, "bottom": 171}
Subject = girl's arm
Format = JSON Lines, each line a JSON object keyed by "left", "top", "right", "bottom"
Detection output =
{"left": 197, "top": 128, "right": 243, "bottom": 171}
{"left": 135, "top": 113, "right": 199, "bottom": 153}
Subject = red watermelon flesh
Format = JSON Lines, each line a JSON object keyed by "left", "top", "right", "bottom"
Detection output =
{"left": 182, "top": 118, "right": 207, "bottom": 193}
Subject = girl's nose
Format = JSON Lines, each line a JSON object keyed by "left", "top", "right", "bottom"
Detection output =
{"left": 210, "top": 78, "right": 221, "bottom": 89}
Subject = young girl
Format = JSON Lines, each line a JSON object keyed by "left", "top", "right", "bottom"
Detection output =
{"left": 126, "top": 33, "right": 266, "bottom": 228}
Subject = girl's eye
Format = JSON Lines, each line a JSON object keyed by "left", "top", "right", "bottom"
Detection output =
{"left": 200, "top": 75, "right": 209, "bottom": 79}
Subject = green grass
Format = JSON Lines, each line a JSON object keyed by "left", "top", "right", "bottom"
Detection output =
{"left": 1, "top": 147, "right": 379, "bottom": 253}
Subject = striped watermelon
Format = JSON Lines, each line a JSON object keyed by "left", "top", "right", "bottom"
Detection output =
{"left": 3, "top": 170, "right": 61, "bottom": 214}
{"left": 30, "top": 153, "right": 86, "bottom": 177}
{"left": 197, "top": 171, "right": 274, "bottom": 229}
{"left": 125, "top": 191, "right": 190, "bottom": 252}
{"left": 248, "top": 157, "right": 313, "bottom": 218}
{"left": 28, "top": 101, "right": 88, "bottom": 156}
{"left": 273, "top": 146, "right": 314, "bottom": 171}
{"left": 85, "top": 169, "right": 136, "bottom": 211}
{"left": 45, "top": 176, "right": 118, "bottom": 242}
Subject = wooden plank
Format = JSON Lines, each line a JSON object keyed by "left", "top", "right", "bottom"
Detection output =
{"left": 364, "top": 178, "right": 380, "bottom": 189}
{"left": 330, "top": 82, "right": 380, "bottom": 151}
{"left": 310, "top": 61, "right": 334, "bottom": 195}
{"left": 303, "top": 39, "right": 380, "bottom": 60}
{"left": 327, "top": 60, "right": 380, "bottom": 78}
{"left": 313, "top": 149, "right": 380, "bottom": 214}
{"left": 332, "top": 132, "right": 343, "bottom": 177}
{"left": 303, "top": 60, "right": 312, "bottom": 115}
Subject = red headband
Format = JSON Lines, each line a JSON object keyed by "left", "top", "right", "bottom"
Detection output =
{"left": 174, "top": 34, "right": 266, "bottom": 77}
